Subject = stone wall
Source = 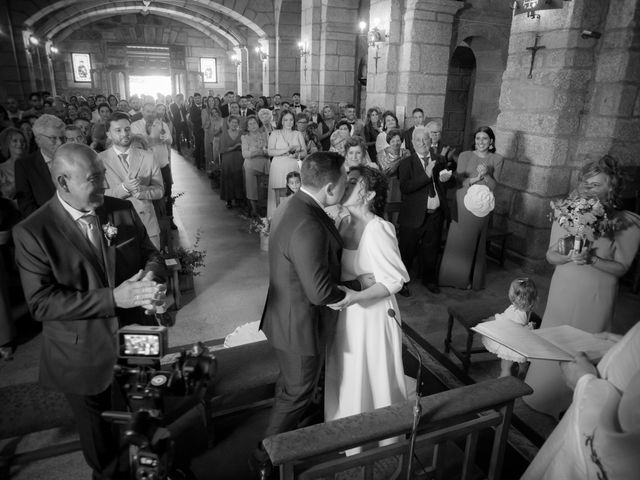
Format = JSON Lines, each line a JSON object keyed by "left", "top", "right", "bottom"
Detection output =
{"left": 495, "top": 0, "right": 640, "bottom": 268}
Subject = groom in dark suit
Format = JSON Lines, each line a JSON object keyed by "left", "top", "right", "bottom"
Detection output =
{"left": 13, "top": 143, "right": 166, "bottom": 479}
{"left": 398, "top": 125, "right": 455, "bottom": 294}
{"left": 253, "top": 152, "right": 356, "bottom": 478}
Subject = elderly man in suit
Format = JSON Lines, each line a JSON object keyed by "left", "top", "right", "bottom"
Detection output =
{"left": 13, "top": 143, "right": 166, "bottom": 480}
{"left": 398, "top": 125, "right": 455, "bottom": 294}
{"left": 14, "top": 113, "right": 65, "bottom": 217}
{"left": 99, "top": 111, "right": 164, "bottom": 249}
{"left": 252, "top": 152, "right": 363, "bottom": 479}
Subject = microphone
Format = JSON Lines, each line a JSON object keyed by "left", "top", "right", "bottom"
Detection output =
{"left": 388, "top": 307, "right": 423, "bottom": 480}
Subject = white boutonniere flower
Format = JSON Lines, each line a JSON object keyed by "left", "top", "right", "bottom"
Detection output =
{"left": 102, "top": 222, "right": 118, "bottom": 246}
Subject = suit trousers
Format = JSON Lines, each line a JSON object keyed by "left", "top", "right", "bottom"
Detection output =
{"left": 65, "top": 386, "right": 123, "bottom": 480}
{"left": 399, "top": 208, "right": 444, "bottom": 285}
{"left": 263, "top": 348, "right": 321, "bottom": 439}
{"left": 173, "top": 122, "right": 189, "bottom": 152}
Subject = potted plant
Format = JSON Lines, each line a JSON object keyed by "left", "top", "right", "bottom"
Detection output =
{"left": 165, "top": 229, "right": 207, "bottom": 291}
{"left": 242, "top": 215, "right": 271, "bottom": 251}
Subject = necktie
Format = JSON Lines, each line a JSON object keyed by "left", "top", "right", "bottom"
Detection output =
{"left": 78, "top": 214, "right": 103, "bottom": 260}
{"left": 119, "top": 153, "right": 129, "bottom": 170}
{"left": 146, "top": 122, "right": 152, "bottom": 135}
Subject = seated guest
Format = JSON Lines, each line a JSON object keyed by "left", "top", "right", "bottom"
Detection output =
{"left": 100, "top": 112, "right": 164, "bottom": 249}
{"left": 15, "top": 114, "right": 64, "bottom": 217}
{"left": 89, "top": 103, "right": 112, "bottom": 152}
{"left": 522, "top": 322, "right": 640, "bottom": 480}
{"left": 376, "top": 110, "right": 400, "bottom": 156}
{"left": 13, "top": 143, "right": 166, "bottom": 478}
{"left": 0, "top": 127, "right": 27, "bottom": 202}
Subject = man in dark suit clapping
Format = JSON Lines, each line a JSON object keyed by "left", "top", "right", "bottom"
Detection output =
{"left": 253, "top": 152, "right": 361, "bottom": 479}
{"left": 398, "top": 126, "right": 455, "bottom": 294}
{"left": 13, "top": 143, "right": 166, "bottom": 479}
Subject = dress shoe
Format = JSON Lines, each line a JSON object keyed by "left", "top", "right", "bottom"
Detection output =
{"left": 398, "top": 285, "right": 411, "bottom": 297}
{"left": 424, "top": 283, "right": 441, "bottom": 294}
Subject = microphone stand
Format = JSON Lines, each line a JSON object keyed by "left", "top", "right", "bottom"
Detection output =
{"left": 388, "top": 308, "right": 423, "bottom": 480}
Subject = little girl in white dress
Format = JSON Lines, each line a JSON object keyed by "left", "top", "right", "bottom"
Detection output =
{"left": 482, "top": 277, "right": 538, "bottom": 377}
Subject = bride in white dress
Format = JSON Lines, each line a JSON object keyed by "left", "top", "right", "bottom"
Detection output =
{"left": 325, "top": 165, "right": 410, "bottom": 437}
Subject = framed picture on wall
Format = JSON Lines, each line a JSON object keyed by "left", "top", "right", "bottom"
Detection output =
{"left": 71, "top": 53, "right": 92, "bottom": 83}
{"left": 200, "top": 57, "right": 217, "bottom": 83}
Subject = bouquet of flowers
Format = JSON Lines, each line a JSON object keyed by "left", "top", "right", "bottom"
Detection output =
{"left": 243, "top": 215, "right": 271, "bottom": 237}
{"left": 550, "top": 194, "right": 621, "bottom": 251}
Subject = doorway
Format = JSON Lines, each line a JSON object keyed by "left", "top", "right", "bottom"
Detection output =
{"left": 128, "top": 75, "right": 172, "bottom": 98}
{"left": 442, "top": 45, "right": 476, "bottom": 152}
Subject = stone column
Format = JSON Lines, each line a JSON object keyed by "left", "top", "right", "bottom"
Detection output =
{"left": 366, "top": 0, "right": 462, "bottom": 125}
{"left": 493, "top": 0, "right": 635, "bottom": 267}
{"left": 274, "top": 0, "right": 301, "bottom": 97}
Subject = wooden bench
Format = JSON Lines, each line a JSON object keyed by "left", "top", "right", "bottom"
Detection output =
{"left": 263, "top": 376, "right": 532, "bottom": 480}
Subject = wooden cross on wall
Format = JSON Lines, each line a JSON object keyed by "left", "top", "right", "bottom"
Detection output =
{"left": 526, "top": 34, "right": 545, "bottom": 79}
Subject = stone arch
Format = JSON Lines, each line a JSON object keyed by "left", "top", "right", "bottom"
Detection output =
{"left": 48, "top": 7, "right": 239, "bottom": 48}
{"left": 24, "top": 0, "right": 272, "bottom": 40}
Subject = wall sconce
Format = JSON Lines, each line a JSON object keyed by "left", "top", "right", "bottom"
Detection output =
{"left": 230, "top": 54, "right": 241, "bottom": 67}
{"left": 367, "top": 26, "right": 387, "bottom": 47}
{"left": 255, "top": 44, "right": 268, "bottom": 62}
{"left": 26, "top": 35, "right": 40, "bottom": 55}
{"left": 297, "top": 41, "right": 310, "bottom": 58}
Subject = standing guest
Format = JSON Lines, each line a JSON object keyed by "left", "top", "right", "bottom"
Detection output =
{"left": 403, "top": 108, "right": 425, "bottom": 155}
{"left": 116, "top": 99, "right": 130, "bottom": 113}
{"left": 238, "top": 96, "right": 256, "bottom": 119}
{"left": 291, "top": 93, "right": 306, "bottom": 115}
{"left": 189, "top": 93, "right": 205, "bottom": 170}
{"left": 524, "top": 155, "right": 640, "bottom": 420}
{"left": 68, "top": 96, "right": 78, "bottom": 107}
{"left": 398, "top": 126, "right": 454, "bottom": 294}
{"left": 343, "top": 104, "right": 364, "bottom": 137}
{"left": 0, "top": 106, "right": 15, "bottom": 133}
{"left": 13, "top": 143, "right": 166, "bottom": 479}
{"left": 91, "top": 95, "right": 107, "bottom": 123}
{"left": 255, "top": 96, "right": 269, "bottom": 111}
{"left": 242, "top": 116, "right": 270, "bottom": 216}
{"left": 128, "top": 95, "right": 143, "bottom": 122}
{"left": 65, "top": 104, "right": 80, "bottom": 124}
{"left": 107, "top": 95, "right": 119, "bottom": 111}
{"left": 426, "top": 120, "right": 455, "bottom": 165}
{"left": 267, "top": 110, "right": 307, "bottom": 217}
{"left": 89, "top": 103, "right": 112, "bottom": 152}
{"left": 78, "top": 105, "right": 93, "bottom": 123}
{"left": 377, "top": 128, "right": 409, "bottom": 213}
{"left": 376, "top": 111, "right": 400, "bottom": 156}
{"left": 15, "top": 114, "right": 64, "bottom": 217}
{"left": 100, "top": 112, "right": 164, "bottom": 249}
{"left": 319, "top": 105, "right": 337, "bottom": 151}
{"left": 5, "top": 97, "right": 24, "bottom": 124}
{"left": 343, "top": 136, "right": 377, "bottom": 170}
{"left": 220, "top": 91, "right": 236, "bottom": 118}
{"left": 219, "top": 115, "right": 244, "bottom": 209}
{"left": 295, "top": 114, "right": 318, "bottom": 154}
{"left": 0, "top": 128, "right": 27, "bottom": 202}
{"left": 224, "top": 102, "right": 241, "bottom": 129}
{"left": 201, "top": 96, "right": 223, "bottom": 175}
{"left": 63, "top": 125, "right": 85, "bottom": 144}
{"left": 22, "top": 92, "right": 45, "bottom": 119}
{"left": 18, "top": 118, "right": 38, "bottom": 153}
{"left": 439, "top": 126, "right": 503, "bottom": 290}
{"left": 337, "top": 102, "right": 347, "bottom": 119}
{"left": 73, "top": 118, "right": 92, "bottom": 145}
{"left": 271, "top": 93, "right": 283, "bottom": 121}
{"left": 306, "top": 102, "right": 322, "bottom": 126}
{"left": 169, "top": 94, "right": 190, "bottom": 153}
{"left": 363, "top": 107, "right": 382, "bottom": 162}
{"left": 257, "top": 108, "right": 276, "bottom": 134}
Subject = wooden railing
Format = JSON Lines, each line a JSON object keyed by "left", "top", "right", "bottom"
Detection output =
{"left": 263, "top": 376, "right": 532, "bottom": 480}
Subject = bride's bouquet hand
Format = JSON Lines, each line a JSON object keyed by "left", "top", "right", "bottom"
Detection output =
{"left": 327, "top": 286, "right": 357, "bottom": 311}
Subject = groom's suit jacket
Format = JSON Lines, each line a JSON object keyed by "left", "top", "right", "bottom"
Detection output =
{"left": 12, "top": 195, "right": 164, "bottom": 395}
{"left": 99, "top": 147, "right": 163, "bottom": 240}
{"left": 260, "top": 191, "right": 346, "bottom": 356}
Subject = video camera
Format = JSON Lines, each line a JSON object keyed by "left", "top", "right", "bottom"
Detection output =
{"left": 103, "top": 325, "right": 217, "bottom": 480}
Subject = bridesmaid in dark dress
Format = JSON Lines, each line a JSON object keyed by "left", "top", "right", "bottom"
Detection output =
{"left": 219, "top": 115, "right": 245, "bottom": 208}
{"left": 439, "top": 126, "right": 503, "bottom": 289}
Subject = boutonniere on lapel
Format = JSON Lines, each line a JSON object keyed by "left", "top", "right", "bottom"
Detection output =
{"left": 102, "top": 222, "right": 118, "bottom": 246}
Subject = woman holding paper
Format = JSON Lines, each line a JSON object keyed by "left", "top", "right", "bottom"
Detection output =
{"left": 522, "top": 322, "right": 640, "bottom": 480}
{"left": 524, "top": 155, "right": 640, "bottom": 419}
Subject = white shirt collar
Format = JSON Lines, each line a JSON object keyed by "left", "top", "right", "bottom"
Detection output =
{"left": 112, "top": 145, "right": 130, "bottom": 156}
{"left": 57, "top": 191, "right": 95, "bottom": 222}
{"left": 299, "top": 187, "right": 326, "bottom": 210}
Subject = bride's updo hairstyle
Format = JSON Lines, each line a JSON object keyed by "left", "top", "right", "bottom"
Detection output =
{"left": 348, "top": 165, "right": 388, "bottom": 217}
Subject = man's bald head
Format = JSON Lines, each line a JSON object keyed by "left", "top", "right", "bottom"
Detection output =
{"left": 53, "top": 143, "right": 107, "bottom": 212}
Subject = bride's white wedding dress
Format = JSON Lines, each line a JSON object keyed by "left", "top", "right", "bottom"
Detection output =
{"left": 325, "top": 216, "right": 410, "bottom": 428}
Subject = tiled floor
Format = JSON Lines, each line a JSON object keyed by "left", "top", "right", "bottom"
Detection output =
{"left": 1, "top": 148, "right": 639, "bottom": 479}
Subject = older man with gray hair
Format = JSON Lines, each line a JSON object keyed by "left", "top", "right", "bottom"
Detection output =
{"left": 15, "top": 113, "right": 66, "bottom": 217}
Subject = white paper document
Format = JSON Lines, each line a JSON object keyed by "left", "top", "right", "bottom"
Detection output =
{"left": 472, "top": 320, "right": 615, "bottom": 362}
